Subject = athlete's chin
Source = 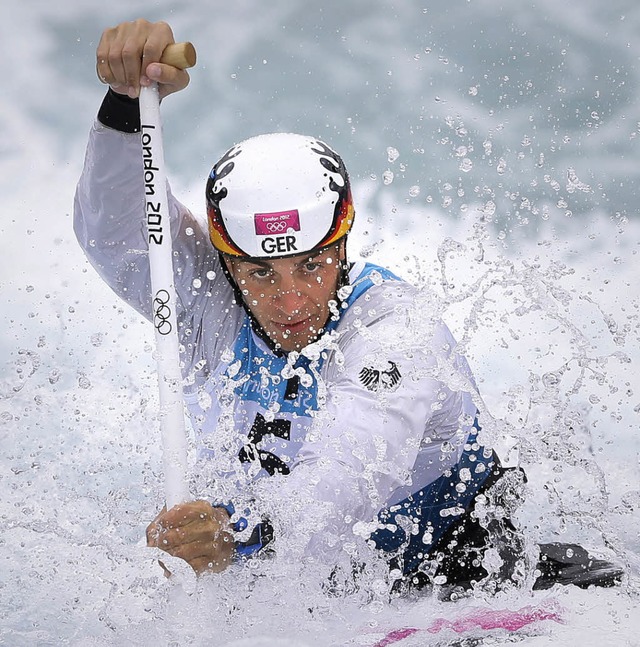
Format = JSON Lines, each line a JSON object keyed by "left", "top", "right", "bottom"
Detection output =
{"left": 275, "top": 333, "right": 316, "bottom": 353}
{"left": 269, "top": 328, "right": 323, "bottom": 353}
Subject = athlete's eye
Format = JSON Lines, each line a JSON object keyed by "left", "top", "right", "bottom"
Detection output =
{"left": 249, "top": 268, "right": 272, "bottom": 280}
{"left": 301, "top": 262, "right": 322, "bottom": 273}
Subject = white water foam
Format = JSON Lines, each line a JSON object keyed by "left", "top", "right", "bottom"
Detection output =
{"left": 1, "top": 1, "right": 639, "bottom": 644}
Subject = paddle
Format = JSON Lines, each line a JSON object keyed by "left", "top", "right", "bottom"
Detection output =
{"left": 138, "top": 41, "right": 196, "bottom": 508}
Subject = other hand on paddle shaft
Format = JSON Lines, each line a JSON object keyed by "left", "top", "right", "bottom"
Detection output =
{"left": 146, "top": 500, "right": 235, "bottom": 575}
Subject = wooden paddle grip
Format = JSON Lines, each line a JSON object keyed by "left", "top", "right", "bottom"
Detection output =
{"left": 160, "top": 42, "right": 197, "bottom": 69}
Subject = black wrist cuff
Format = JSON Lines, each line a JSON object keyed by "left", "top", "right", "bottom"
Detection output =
{"left": 97, "top": 89, "right": 141, "bottom": 133}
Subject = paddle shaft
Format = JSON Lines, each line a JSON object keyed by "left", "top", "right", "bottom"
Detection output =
{"left": 139, "top": 41, "right": 196, "bottom": 507}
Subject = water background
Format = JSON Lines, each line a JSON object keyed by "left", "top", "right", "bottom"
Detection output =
{"left": 1, "top": 1, "right": 639, "bottom": 645}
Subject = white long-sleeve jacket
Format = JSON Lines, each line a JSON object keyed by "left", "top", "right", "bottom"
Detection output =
{"left": 74, "top": 120, "right": 495, "bottom": 571}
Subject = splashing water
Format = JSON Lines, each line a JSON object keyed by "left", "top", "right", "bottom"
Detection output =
{"left": 2, "top": 1, "right": 640, "bottom": 645}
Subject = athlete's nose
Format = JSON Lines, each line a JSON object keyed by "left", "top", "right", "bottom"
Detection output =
{"left": 275, "top": 289, "right": 307, "bottom": 318}
{"left": 274, "top": 275, "right": 307, "bottom": 318}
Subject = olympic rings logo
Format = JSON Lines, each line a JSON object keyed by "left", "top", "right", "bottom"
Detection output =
{"left": 265, "top": 220, "right": 289, "bottom": 233}
{"left": 153, "top": 289, "right": 173, "bottom": 335}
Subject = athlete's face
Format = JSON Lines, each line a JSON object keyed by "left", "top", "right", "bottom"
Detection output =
{"left": 225, "top": 243, "right": 345, "bottom": 352}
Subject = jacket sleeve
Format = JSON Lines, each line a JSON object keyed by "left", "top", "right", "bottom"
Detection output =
{"left": 73, "top": 120, "right": 240, "bottom": 374}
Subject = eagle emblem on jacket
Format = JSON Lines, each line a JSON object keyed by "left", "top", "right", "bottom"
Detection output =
{"left": 359, "top": 360, "right": 402, "bottom": 392}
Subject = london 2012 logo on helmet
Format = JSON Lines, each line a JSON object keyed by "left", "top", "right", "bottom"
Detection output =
{"left": 254, "top": 210, "right": 302, "bottom": 255}
{"left": 254, "top": 210, "right": 301, "bottom": 235}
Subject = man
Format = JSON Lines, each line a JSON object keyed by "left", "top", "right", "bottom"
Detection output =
{"left": 75, "top": 19, "right": 619, "bottom": 594}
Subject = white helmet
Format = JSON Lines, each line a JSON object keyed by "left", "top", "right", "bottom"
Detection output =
{"left": 206, "top": 133, "right": 355, "bottom": 258}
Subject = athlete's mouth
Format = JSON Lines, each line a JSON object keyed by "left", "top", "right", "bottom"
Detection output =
{"left": 271, "top": 316, "right": 313, "bottom": 333}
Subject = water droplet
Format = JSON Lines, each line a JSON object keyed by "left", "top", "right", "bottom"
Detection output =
{"left": 386, "top": 147, "right": 400, "bottom": 163}
{"left": 299, "top": 372, "right": 313, "bottom": 388}
{"left": 263, "top": 409, "right": 275, "bottom": 423}
{"left": 78, "top": 374, "right": 91, "bottom": 389}
{"left": 337, "top": 284, "right": 354, "bottom": 300}
{"left": 382, "top": 170, "right": 394, "bottom": 185}
{"left": 459, "top": 468, "right": 472, "bottom": 482}
{"left": 369, "top": 270, "right": 383, "bottom": 286}
{"left": 483, "top": 201, "right": 496, "bottom": 218}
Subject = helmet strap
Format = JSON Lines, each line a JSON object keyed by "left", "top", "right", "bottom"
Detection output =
{"left": 336, "top": 237, "right": 351, "bottom": 297}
